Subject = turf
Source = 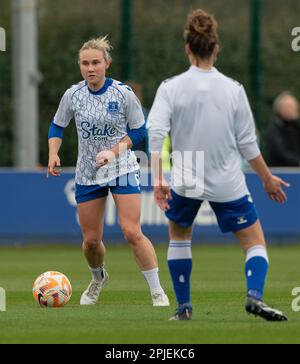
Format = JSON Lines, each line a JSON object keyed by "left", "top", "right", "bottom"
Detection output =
{"left": 0, "top": 243, "right": 299, "bottom": 344}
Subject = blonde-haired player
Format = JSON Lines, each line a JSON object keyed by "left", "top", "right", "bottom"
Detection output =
{"left": 48, "top": 36, "right": 169, "bottom": 307}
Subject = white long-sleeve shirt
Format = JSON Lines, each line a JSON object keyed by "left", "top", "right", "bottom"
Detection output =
{"left": 147, "top": 65, "right": 260, "bottom": 202}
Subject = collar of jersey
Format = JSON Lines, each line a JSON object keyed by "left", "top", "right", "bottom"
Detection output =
{"left": 86, "top": 78, "right": 113, "bottom": 95}
{"left": 189, "top": 65, "right": 216, "bottom": 73}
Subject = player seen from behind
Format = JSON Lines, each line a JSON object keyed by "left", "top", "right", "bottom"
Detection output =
{"left": 148, "top": 9, "right": 289, "bottom": 321}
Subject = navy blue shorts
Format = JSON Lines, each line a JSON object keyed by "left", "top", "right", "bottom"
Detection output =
{"left": 165, "top": 189, "right": 258, "bottom": 233}
{"left": 75, "top": 172, "right": 141, "bottom": 204}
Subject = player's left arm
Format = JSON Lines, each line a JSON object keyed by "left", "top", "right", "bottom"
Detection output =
{"left": 96, "top": 89, "right": 146, "bottom": 167}
{"left": 248, "top": 155, "right": 290, "bottom": 204}
{"left": 234, "top": 86, "right": 290, "bottom": 204}
{"left": 96, "top": 135, "right": 133, "bottom": 167}
{"left": 96, "top": 127, "right": 147, "bottom": 167}
{"left": 234, "top": 86, "right": 261, "bottom": 161}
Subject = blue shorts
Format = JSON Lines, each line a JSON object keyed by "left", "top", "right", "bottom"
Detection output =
{"left": 165, "top": 189, "right": 258, "bottom": 233}
{"left": 75, "top": 172, "right": 141, "bottom": 204}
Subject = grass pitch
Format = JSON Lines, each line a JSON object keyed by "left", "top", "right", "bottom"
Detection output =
{"left": 0, "top": 243, "right": 299, "bottom": 344}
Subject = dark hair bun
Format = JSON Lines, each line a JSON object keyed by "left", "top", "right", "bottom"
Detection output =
{"left": 184, "top": 9, "right": 219, "bottom": 59}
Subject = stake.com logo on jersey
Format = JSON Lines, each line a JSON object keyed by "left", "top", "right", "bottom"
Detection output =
{"left": 81, "top": 121, "right": 117, "bottom": 139}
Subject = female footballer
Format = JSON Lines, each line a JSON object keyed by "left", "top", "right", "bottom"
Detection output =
{"left": 148, "top": 9, "right": 289, "bottom": 321}
{"left": 48, "top": 36, "right": 169, "bottom": 307}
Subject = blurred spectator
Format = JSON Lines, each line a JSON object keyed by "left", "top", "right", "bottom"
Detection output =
{"left": 264, "top": 92, "right": 300, "bottom": 167}
{"left": 125, "top": 81, "right": 149, "bottom": 166}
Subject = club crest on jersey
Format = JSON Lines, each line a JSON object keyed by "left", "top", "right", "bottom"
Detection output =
{"left": 108, "top": 101, "right": 119, "bottom": 115}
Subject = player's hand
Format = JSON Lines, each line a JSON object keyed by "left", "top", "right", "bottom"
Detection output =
{"left": 47, "top": 154, "right": 62, "bottom": 177}
{"left": 96, "top": 150, "right": 116, "bottom": 168}
{"left": 263, "top": 175, "right": 290, "bottom": 204}
{"left": 154, "top": 180, "right": 172, "bottom": 211}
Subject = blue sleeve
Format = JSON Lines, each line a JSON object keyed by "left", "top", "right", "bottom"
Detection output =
{"left": 127, "top": 123, "right": 147, "bottom": 147}
{"left": 48, "top": 121, "right": 64, "bottom": 139}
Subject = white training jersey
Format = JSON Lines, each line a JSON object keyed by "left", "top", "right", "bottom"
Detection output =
{"left": 147, "top": 65, "right": 261, "bottom": 202}
{"left": 53, "top": 78, "right": 144, "bottom": 185}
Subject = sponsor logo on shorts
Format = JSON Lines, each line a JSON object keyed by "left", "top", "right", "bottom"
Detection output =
{"left": 237, "top": 216, "right": 248, "bottom": 225}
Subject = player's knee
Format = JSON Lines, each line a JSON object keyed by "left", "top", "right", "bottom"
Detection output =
{"left": 83, "top": 237, "right": 100, "bottom": 250}
{"left": 122, "top": 227, "right": 143, "bottom": 245}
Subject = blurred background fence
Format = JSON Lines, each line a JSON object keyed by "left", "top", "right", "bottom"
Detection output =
{"left": 0, "top": 0, "right": 299, "bottom": 244}
{"left": 1, "top": 0, "right": 300, "bottom": 167}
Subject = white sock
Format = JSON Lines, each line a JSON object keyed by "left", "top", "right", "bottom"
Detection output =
{"left": 246, "top": 245, "right": 269, "bottom": 263}
{"left": 88, "top": 265, "right": 105, "bottom": 282}
{"left": 142, "top": 268, "right": 164, "bottom": 295}
{"left": 168, "top": 240, "right": 192, "bottom": 260}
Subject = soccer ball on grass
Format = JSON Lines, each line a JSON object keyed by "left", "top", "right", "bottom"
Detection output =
{"left": 32, "top": 271, "right": 72, "bottom": 308}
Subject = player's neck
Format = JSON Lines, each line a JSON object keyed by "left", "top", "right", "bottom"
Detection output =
{"left": 189, "top": 54, "right": 215, "bottom": 70}
{"left": 87, "top": 77, "right": 106, "bottom": 92}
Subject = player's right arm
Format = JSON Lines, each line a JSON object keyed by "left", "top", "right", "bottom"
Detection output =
{"left": 47, "top": 88, "right": 74, "bottom": 177}
{"left": 148, "top": 82, "right": 173, "bottom": 210}
{"left": 148, "top": 82, "right": 172, "bottom": 156}
{"left": 48, "top": 134, "right": 63, "bottom": 177}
